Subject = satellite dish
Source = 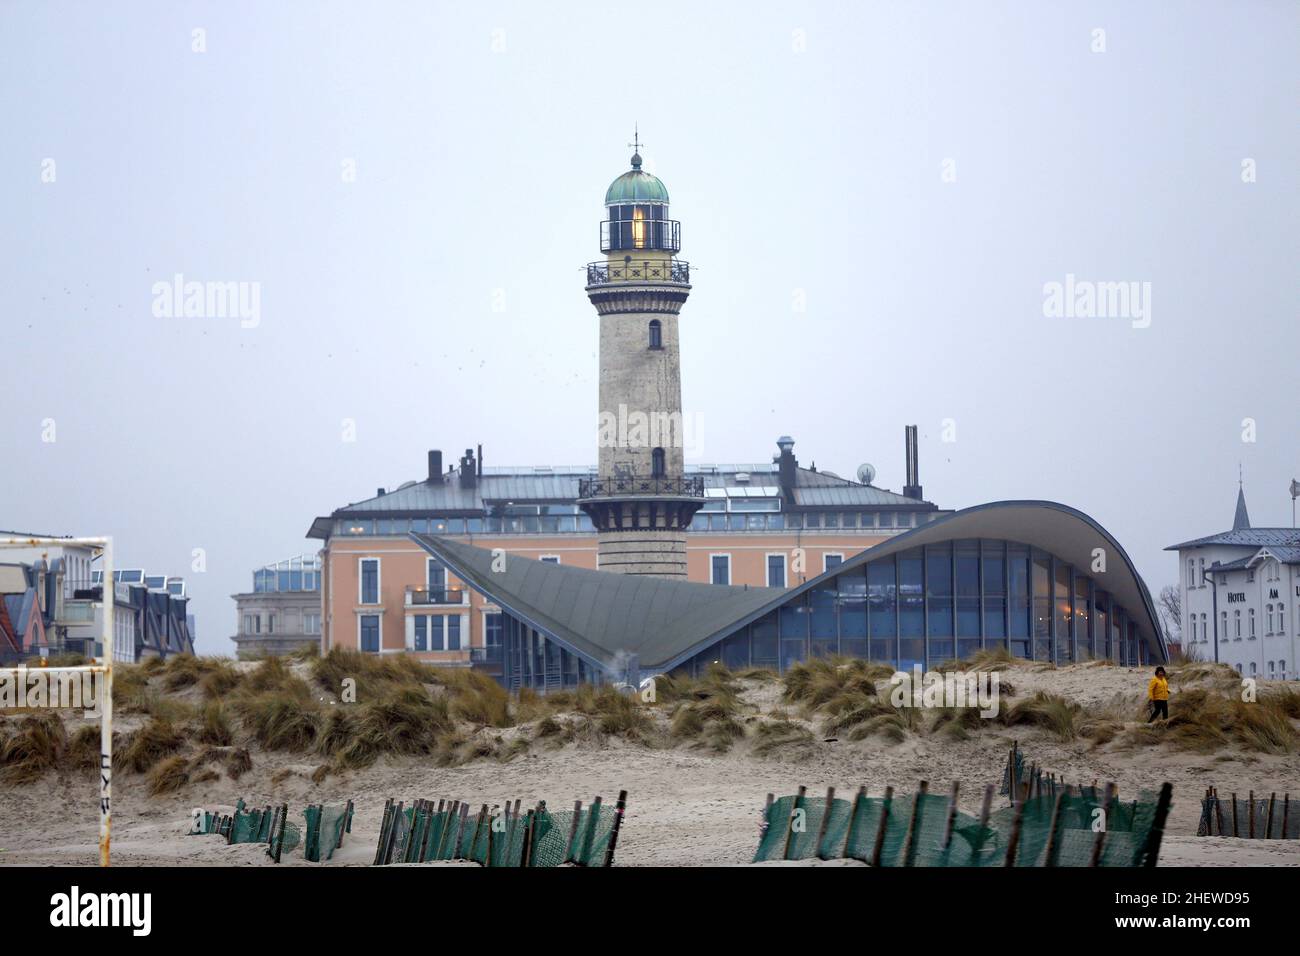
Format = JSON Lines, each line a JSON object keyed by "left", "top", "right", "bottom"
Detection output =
{"left": 857, "top": 463, "right": 876, "bottom": 485}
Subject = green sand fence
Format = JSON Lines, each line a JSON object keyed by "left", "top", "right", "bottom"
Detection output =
{"left": 1198, "top": 786, "right": 1299, "bottom": 839}
{"left": 754, "top": 780, "right": 1172, "bottom": 867}
{"left": 192, "top": 799, "right": 353, "bottom": 862}
{"left": 373, "top": 792, "right": 627, "bottom": 867}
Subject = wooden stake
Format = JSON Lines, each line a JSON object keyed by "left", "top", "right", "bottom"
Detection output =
{"left": 783, "top": 786, "right": 807, "bottom": 861}
{"left": 1282, "top": 794, "right": 1290, "bottom": 841}
{"left": 1042, "top": 790, "right": 1066, "bottom": 867}
{"left": 603, "top": 790, "right": 628, "bottom": 867}
{"left": 941, "top": 781, "right": 960, "bottom": 850}
{"left": 1267, "top": 793, "right": 1277, "bottom": 840}
{"left": 815, "top": 787, "right": 836, "bottom": 860}
{"left": 565, "top": 800, "right": 584, "bottom": 863}
{"left": 1004, "top": 790, "right": 1027, "bottom": 867}
{"left": 1089, "top": 782, "right": 1116, "bottom": 867}
{"left": 842, "top": 785, "right": 867, "bottom": 860}
{"left": 870, "top": 786, "right": 894, "bottom": 867}
{"left": 578, "top": 795, "right": 603, "bottom": 865}
{"left": 1232, "top": 792, "right": 1239, "bottom": 838}
{"left": 1249, "top": 791, "right": 1255, "bottom": 839}
{"left": 1142, "top": 783, "right": 1174, "bottom": 867}
{"left": 900, "top": 781, "right": 928, "bottom": 868}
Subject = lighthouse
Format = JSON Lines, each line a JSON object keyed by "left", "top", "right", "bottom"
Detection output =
{"left": 577, "top": 138, "right": 703, "bottom": 576}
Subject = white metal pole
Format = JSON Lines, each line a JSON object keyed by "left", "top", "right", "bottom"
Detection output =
{"left": 101, "top": 536, "right": 113, "bottom": 866}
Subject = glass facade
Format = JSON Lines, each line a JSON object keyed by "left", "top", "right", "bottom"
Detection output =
{"left": 334, "top": 508, "right": 942, "bottom": 538}
{"left": 253, "top": 554, "right": 321, "bottom": 592}
{"left": 669, "top": 538, "right": 1150, "bottom": 677}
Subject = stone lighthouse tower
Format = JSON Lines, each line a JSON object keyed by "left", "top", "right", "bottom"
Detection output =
{"left": 577, "top": 141, "right": 703, "bottom": 576}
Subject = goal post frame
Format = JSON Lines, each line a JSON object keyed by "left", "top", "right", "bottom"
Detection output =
{"left": 0, "top": 535, "right": 113, "bottom": 866}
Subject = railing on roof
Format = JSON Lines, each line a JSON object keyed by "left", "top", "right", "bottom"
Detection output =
{"left": 577, "top": 475, "right": 705, "bottom": 499}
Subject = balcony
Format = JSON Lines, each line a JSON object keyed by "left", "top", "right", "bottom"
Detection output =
{"left": 586, "top": 259, "right": 690, "bottom": 286}
{"left": 578, "top": 475, "right": 705, "bottom": 499}
{"left": 405, "top": 586, "right": 467, "bottom": 607}
{"left": 600, "top": 218, "right": 681, "bottom": 253}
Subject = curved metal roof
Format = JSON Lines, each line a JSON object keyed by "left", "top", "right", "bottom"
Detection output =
{"left": 412, "top": 500, "right": 1167, "bottom": 674}
{"left": 605, "top": 154, "right": 669, "bottom": 204}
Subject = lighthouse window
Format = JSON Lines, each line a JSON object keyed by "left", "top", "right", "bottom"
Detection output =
{"left": 648, "top": 319, "right": 662, "bottom": 349}
{"left": 651, "top": 447, "right": 666, "bottom": 477}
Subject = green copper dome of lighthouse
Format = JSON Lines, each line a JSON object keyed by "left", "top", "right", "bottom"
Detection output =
{"left": 605, "top": 152, "right": 669, "bottom": 205}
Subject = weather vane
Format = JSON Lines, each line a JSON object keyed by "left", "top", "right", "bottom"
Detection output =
{"left": 628, "top": 124, "right": 643, "bottom": 154}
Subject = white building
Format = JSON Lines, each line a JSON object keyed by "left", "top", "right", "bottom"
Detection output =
{"left": 1168, "top": 486, "right": 1299, "bottom": 680}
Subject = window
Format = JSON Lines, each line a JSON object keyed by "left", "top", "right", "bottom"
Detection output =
{"left": 413, "top": 615, "right": 428, "bottom": 651}
{"left": 360, "top": 559, "right": 380, "bottom": 604}
{"left": 1200, "top": 613, "right": 1207, "bottom": 644}
{"left": 648, "top": 319, "right": 662, "bottom": 349}
{"left": 1280, "top": 604, "right": 1287, "bottom": 634}
{"left": 651, "top": 447, "right": 665, "bottom": 478}
{"left": 711, "top": 554, "right": 731, "bottom": 585}
{"left": 823, "top": 553, "right": 844, "bottom": 572}
{"left": 767, "top": 554, "right": 787, "bottom": 588}
{"left": 485, "top": 613, "right": 503, "bottom": 647}
{"left": 1234, "top": 610, "right": 1241, "bottom": 639}
{"left": 1247, "top": 568, "right": 1255, "bottom": 583}
{"left": 360, "top": 615, "right": 380, "bottom": 653}
{"left": 266, "top": 613, "right": 275, "bottom": 634}
{"left": 1198, "top": 558, "right": 1205, "bottom": 588}
{"left": 242, "top": 613, "right": 256, "bottom": 634}
{"left": 1221, "top": 611, "right": 1228, "bottom": 641}
{"left": 428, "top": 558, "right": 445, "bottom": 592}
{"left": 1249, "top": 608, "right": 1256, "bottom": 638}
{"left": 1187, "top": 559, "right": 1195, "bottom": 588}
{"left": 303, "top": 611, "right": 321, "bottom": 634}
{"left": 1266, "top": 605, "right": 1274, "bottom": 634}
{"left": 447, "top": 615, "right": 461, "bottom": 651}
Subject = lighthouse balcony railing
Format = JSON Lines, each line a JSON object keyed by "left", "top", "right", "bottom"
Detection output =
{"left": 586, "top": 259, "right": 690, "bottom": 286}
{"left": 578, "top": 475, "right": 705, "bottom": 499}
{"left": 600, "top": 218, "right": 681, "bottom": 253}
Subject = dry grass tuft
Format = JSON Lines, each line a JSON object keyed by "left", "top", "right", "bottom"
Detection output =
{"left": 0, "top": 713, "right": 67, "bottom": 783}
{"left": 752, "top": 718, "right": 815, "bottom": 758}
{"left": 1000, "top": 692, "right": 1083, "bottom": 741}
{"left": 147, "top": 755, "right": 191, "bottom": 795}
{"left": 118, "top": 719, "right": 186, "bottom": 773}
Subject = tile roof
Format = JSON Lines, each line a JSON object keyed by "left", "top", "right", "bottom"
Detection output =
{"left": 1165, "top": 529, "right": 1300, "bottom": 551}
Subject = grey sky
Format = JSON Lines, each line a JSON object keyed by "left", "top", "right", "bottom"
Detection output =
{"left": 2, "top": 1, "right": 1296, "bottom": 655}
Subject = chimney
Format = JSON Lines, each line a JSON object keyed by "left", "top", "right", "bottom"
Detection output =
{"left": 776, "top": 436, "right": 797, "bottom": 504}
{"left": 377, "top": 487, "right": 386, "bottom": 498}
{"left": 477, "top": 443, "right": 483, "bottom": 478}
{"left": 903, "top": 425, "right": 923, "bottom": 500}
{"left": 428, "top": 450, "right": 443, "bottom": 484}
{"left": 459, "top": 447, "right": 477, "bottom": 489}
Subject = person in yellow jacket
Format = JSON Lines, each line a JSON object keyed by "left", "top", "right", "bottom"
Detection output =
{"left": 1147, "top": 666, "right": 1169, "bottom": 722}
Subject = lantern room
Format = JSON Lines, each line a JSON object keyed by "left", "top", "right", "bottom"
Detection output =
{"left": 601, "top": 152, "right": 681, "bottom": 253}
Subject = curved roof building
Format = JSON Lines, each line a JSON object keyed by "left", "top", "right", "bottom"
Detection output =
{"left": 412, "top": 500, "right": 1166, "bottom": 690}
